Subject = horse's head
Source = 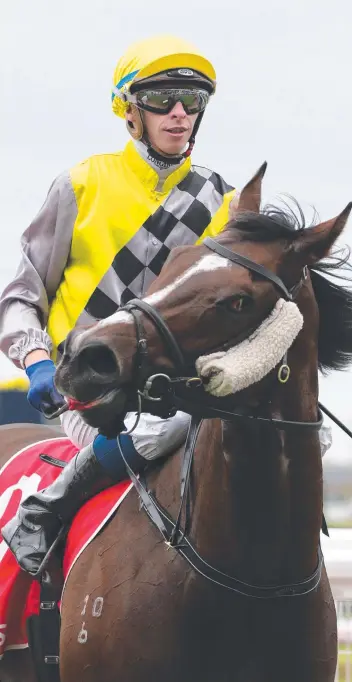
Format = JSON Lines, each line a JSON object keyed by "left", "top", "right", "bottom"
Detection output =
{"left": 55, "top": 165, "right": 352, "bottom": 433}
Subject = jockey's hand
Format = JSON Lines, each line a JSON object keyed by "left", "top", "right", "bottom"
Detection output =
{"left": 26, "top": 359, "right": 66, "bottom": 417}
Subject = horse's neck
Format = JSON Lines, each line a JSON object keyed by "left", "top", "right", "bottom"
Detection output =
{"left": 191, "top": 359, "right": 322, "bottom": 586}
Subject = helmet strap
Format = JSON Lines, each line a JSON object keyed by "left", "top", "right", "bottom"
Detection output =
{"left": 184, "top": 110, "right": 204, "bottom": 157}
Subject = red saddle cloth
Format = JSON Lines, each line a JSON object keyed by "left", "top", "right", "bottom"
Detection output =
{"left": 0, "top": 437, "right": 131, "bottom": 658}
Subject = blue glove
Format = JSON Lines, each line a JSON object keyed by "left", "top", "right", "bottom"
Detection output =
{"left": 26, "top": 359, "right": 66, "bottom": 417}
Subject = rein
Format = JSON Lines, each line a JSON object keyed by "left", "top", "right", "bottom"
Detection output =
{"left": 116, "top": 414, "right": 324, "bottom": 598}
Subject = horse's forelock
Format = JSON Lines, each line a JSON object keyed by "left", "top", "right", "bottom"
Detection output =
{"left": 228, "top": 199, "right": 310, "bottom": 244}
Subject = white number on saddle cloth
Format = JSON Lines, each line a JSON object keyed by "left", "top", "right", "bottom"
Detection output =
{"left": 0, "top": 474, "right": 41, "bottom": 563}
{"left": 0, "top": 624, "right": 7, "bottom": 648}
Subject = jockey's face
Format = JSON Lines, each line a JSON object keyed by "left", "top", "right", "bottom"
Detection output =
{"left": 143, "top": 101, "right": 198, "bottom": 156}
{"left": 128, "top": 101, "right": 198, "bottom": 157}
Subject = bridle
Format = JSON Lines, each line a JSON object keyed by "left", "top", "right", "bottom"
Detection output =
{"left": 116, "top": 237, "right": 325, "bottom": 598}
{"left": 122, "top": 237, "right": 321, "bottom": 431}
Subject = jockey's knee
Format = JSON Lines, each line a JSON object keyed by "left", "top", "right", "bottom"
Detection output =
{"left": 90, "top": 411, "right": 191, "bottom": 480}
{"left": 60, "top": 408, "right": 190, "bottom": 480}
{"left": 126, "top": 411, "right": 191, "bottom": 461}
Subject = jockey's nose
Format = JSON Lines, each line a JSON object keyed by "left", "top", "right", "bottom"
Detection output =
{"left": 170, "top": 101, "right": 187, "bottom": 117}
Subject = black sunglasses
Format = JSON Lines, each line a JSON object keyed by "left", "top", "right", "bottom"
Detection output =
{"left": 130, "top": 88, "right": 210, "bottom": 115}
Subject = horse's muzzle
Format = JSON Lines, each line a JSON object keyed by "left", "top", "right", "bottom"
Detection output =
{"left": 55, "top": 340, "right": 129, "bottom": 436}
{"left": 56, "top": 341, "right": 120, "bottom": 402}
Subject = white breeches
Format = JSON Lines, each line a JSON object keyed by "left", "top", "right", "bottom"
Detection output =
{"left": 60, "top": 409, "right": 191, "bottom": 460}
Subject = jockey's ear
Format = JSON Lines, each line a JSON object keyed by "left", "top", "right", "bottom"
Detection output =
{"left": 230, "top": 162, "right": 267, "bottom": 219}
{"left": 292, "top": 203, "right": 352, "bottom": 266}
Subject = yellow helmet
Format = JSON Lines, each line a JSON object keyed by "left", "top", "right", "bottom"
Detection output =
{"left": 112, "top": 34, "right": 216, "bottom": 119}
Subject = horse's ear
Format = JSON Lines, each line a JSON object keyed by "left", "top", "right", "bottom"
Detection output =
{"left": 228, "top": 193, "right": 239, "bottom": 219}
{"left": 229, "top": 162, "right": 267, "bottom": 219}
{"left": 292, "top": 203, "right": 352, "bottom": 265}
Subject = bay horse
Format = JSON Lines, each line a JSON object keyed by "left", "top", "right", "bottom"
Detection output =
{"left": 1, "top": 166, "right": 352, "bottom": 681}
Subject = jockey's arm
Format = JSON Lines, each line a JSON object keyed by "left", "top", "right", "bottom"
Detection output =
{"left": 0, "top": 173, "right": 75, "bottom": 369}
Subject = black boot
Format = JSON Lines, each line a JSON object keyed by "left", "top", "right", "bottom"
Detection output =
{"left": 1, "top": 443, "right": 109, "bottom": 577}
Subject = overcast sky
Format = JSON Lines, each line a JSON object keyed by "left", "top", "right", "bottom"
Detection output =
{"left": 1, "top": 0, "right": 352, "bottom": 463}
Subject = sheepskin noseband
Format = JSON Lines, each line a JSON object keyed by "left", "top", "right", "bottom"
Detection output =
{"left": 196, "top": 299, "right": 304, "bottom": 397}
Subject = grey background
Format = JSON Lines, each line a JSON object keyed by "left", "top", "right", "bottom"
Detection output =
{"left": 1, "top": 0, "right": 351, "bottom": 465}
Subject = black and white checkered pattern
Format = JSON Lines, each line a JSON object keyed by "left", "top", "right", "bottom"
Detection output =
{"left": 84, "top": 166, "right": 233, "bottom": 320}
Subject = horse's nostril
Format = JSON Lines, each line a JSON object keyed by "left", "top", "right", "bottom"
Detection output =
{"left": 77, "top": 344, "right": 118, "bottom": 376}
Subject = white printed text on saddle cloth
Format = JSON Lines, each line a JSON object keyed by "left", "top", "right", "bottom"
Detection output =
{"left": 0, "top": 473, "right": 41, "bottom": 563}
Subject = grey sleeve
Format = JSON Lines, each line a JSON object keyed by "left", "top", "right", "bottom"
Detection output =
{"left": 0, "top": 171, "right": 77, "bottom": 368}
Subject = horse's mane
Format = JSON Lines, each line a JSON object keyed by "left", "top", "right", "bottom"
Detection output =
{"left": 231, "top": 201, "right": 352, "bottom": 374}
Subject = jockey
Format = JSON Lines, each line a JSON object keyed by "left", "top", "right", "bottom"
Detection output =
{"left": 0, "top": 35, "right": 237, "bottom": 576}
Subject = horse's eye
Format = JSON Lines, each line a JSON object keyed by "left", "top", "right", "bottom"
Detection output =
{"left": 225, "top": 295, "right": 251, "bottom": 313}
